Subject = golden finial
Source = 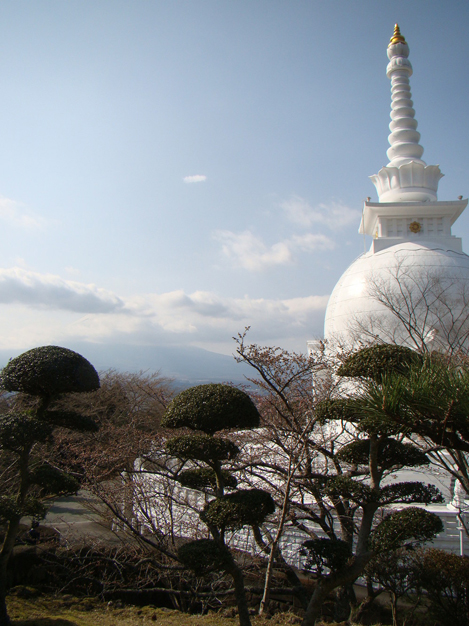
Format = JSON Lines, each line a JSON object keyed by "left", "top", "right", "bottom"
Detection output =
{"left": 388, "top": 24, "right": 407, "bottom": 47}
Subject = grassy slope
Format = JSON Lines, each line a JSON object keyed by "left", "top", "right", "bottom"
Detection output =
{"left": 6, "top": 593, "right": 303, "bottom": 626}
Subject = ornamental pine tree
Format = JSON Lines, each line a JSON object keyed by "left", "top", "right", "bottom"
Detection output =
{"left": 161, "top": 383, "right": 275, "bottom": 626}
{"left": 299, "top": 344, "right": 444, "bottom": 626}
{"left": 0, "top": 346, "right": 100, "bottom": 626}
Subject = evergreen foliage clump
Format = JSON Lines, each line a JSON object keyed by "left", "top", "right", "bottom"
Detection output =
{"left": 41, "top": 409, "right": 99, "bottom": 432}
{"left": 177, "top": 467, "right": 237, "bottom": 491}
{"left": 1, "top": 345, "right": 99, "bottom": 395}
{"left": 418, "top": 548, "right": 469, "bottom": 625}
{"left": 177, "top": 539, "right": 232, "bottom": 576}
{"left": 336, "top": 438, "right": 428, "bottom": 469}
{"left": 28, "top": 463, "right": 80, "bottom": 496}
{"left": 315, "top": 397, "right": 361, "bottom": 423}
{"left": 302, "top": 538, "right": 352, "bottom": 576}
{"left": 337, "top": 343, "right": 422, "bottom": 380}
{"left": 370, "top": 507, "right": 444, "bottom": 552}
{"left": 162, "top": 383, "right": 259, "bottom": 434}
{"left": 201, "top": 489, "right": 275, "bottom": 531}
{"left": 165, "top": 434, "right": 239, "bottom": 462}
{"left": 0, "top": 414, "right": 52, "bottom": 451}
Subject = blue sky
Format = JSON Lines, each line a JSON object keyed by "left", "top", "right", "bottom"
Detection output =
{"left": 0, "top": 0, "right": 468, "bottom": 356}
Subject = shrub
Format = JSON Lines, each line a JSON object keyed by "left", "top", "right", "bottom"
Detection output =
{"left": 315, "top": 398, "right": 361, "bottom": 423}
{"left": 370, "top": 507, "right": 443, "bottom": 552}
{"left": 302, "top": 538, "right": 352, "bottom": 576}
{"left": 178, "top": 539, "right": 232, "bottom": 575}
{"left": 418, "top": 548, "right": 469, "bottom": 625}
{"left": 1, "top": 346, "right": 100, "bottom": 396}
{"left": 337, "top": 344, "right": 422, "bottom": 381}
{"left": 201, "top": 489, "right": 275, "bottom": 530}
{"left": 162, "top": 383, "right": 259, "bottom": 434}
{"left": 166, "top": 434, "right": 240, "bottom": 463}
{"left": 337, "top": 438, "right": 428, "bottom": 469}
{"left": 177, "top": 468, "right": 237, "bottom": 491}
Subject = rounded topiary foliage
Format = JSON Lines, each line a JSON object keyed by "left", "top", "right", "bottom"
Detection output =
{"left": 201, "top": 488, "right": 275, "bottom": 530}
{"left": 178, "top": 468, "right": 237, "bottom": 492}
{"left": 315, "top": 398, "right": 361, "bottom": 423}
{"left": 302, "top": 538, "right": 352, "bottom": 575}
{"left": 42, "top": 410, "right": 99, "bottom": 432}
{"left": 370, "top": 507, "right": 444, "bottom": 552}
{"left": 0, "top": 495, "right": 46, "bottom": 522}
{"left": 419, "top": 549, "right": 469, "bottom": 626}
{"left": 1, "top": 346, "right": 100, "bottom": 396}
{"left": 29, "top": 464, "right": 80, "bottom": 496}
{"left": 0, "top": 414, "right": 52, "bottom": 452}
{"left": 337, "top": 344, "right": 422, "bottom": 381}
{"left": 178, "top": 539, "right": 232, "bottom": 575}
{"left": 166, "top": 434, "right": 240, "bottom": 463}
{"left": 336, "top": 438, "right": 429, "bottom": 470}
{"left": 161, "top": 383, "right": 259, "bottom": 434}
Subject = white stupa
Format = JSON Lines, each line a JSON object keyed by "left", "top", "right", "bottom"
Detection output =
{"left": 323, "top": 25, "right": 469, "bottom": 350}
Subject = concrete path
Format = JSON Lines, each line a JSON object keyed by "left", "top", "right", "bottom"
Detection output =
{"left": 40, "top": 491, "right": 123, "bottom": 545}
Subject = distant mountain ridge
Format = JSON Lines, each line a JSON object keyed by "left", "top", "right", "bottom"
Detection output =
{"left": 0, "top": 343, "right": 252, "bottom": 386}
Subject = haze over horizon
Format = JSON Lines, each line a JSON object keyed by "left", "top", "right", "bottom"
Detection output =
{"left": 0, "top": 1, "right": 468, "bottom": 375}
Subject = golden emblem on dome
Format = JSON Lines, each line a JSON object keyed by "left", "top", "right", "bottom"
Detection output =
{"left": 409, "top": 221, "right": 421, "bottom": 233}
{"left": 388, "top": 24, "right": 407, "bottom": 47}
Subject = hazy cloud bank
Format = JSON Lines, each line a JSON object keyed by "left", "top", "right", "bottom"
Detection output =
{"left": 0, "top": 268, "right": 125, "bottom": 313}
{"left": 0, "top": 268, "right": 328, "bottom": 353}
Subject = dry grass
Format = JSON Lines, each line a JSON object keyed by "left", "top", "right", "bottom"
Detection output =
{"left": 6, "top": 591, "right": 304, "bottom": 626}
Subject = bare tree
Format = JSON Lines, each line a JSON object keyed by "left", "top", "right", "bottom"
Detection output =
{"left": 349, "top": 258, "right": 469, "bottom": 356}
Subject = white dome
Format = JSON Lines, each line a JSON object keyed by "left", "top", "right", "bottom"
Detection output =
{"left": 324, "top": 241, "right": 469, "bottom": 348}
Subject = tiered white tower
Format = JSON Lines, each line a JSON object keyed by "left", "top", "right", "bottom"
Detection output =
{"left": 323, "top": 25, "right": 469, "bottom": 348}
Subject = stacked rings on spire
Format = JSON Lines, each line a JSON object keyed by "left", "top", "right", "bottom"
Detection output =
{"left": 386, "top": 40, "right": 424, "bottom": 167}
{"left": 370, "top": 25, "right": 443, "bottom": 203}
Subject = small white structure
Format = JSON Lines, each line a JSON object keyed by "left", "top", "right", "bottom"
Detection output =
{"left": 324, "top": 25, "right": 469, "bottom": 349}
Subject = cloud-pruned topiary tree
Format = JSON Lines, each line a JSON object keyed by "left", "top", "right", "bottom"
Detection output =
{"left": 297, "top": 344, "right": 444, "bottom": 626}
{"left": 0, "top": 346, "right": 100, "bottom": 626}
{"left": 161, "top": 383, "right": 275, "bottom": 626}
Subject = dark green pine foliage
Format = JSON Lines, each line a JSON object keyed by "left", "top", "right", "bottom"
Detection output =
{"left": 162, "top": 383, "right": 274, "bottom": 626}
{"left": 0, "top": 346, "right": 100, "bottom": 626}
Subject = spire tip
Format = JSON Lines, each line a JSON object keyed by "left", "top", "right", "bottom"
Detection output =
{"left": 388, "top": 24, "right": 407, "bottom": 47}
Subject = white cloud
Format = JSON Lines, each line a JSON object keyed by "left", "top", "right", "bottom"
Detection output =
{"left": 65, "top": 266, "right": 81, "bottom": 276}
{"left": 60, "top": 290, "right": 330, "bottom": 352}
{"left": 0, "top": 268, "right": 329, "bottom": 354}
{"left": 0, "top": 268, "right": 124, "bottom": 313}
{"left": 213, "top": 230, "right": 292, "bottom": 271}
{"left": 291, "top": 233, "right": 335, "bottom": 252}
{"left": 281, "top": 196, "right": 361, "bottom": 229}
{"left": 183, "top": 175, "right": 207, "bottom": 183}
{"left": 0, "top": 197, "right": 45, "bottom": 229}
{"left": 213, "top": 229, "right": 334, "bottom": 271}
